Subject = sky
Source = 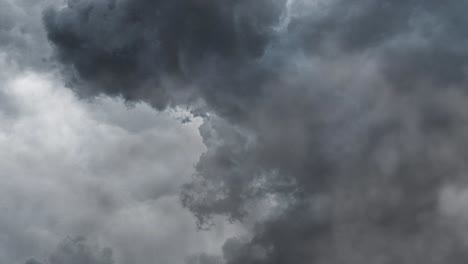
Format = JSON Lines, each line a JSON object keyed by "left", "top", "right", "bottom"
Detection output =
{"left": 3, "top": 0, "right": 468, "bottom": 264}
{"left": 0, "top": 1, "right": 240, "bottom": 263}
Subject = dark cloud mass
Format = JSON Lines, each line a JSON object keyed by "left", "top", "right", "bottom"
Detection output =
{"left": 43, "top": 0, "right": 468, "bottom": 263}
{"left": 43, "top": 0, "right": 280, "bottom": 112}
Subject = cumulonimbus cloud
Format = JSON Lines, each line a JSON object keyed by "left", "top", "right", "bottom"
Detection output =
{"left": 42, "top": 0, "right": 468, "bottom": 263}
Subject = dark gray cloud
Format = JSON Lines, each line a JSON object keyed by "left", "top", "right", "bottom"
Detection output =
{"left": 43, "top": 1, "right": 468, "bottom": 111}
{"left": 25, "top": 259, "right": 43, "bottom": 264}
{"left": 186, "top": 253, "right": 223, "bottom": 264}
{"left": 39, "top": 0, "right": 468, "bottom": 263}
{"left": 43, "top": 0, "right": 280, "bottom": 111}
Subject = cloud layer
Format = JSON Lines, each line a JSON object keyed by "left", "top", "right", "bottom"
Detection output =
{"left": 0, "top": 43, "right": 238, "bottom": 264}
{"left": 2, "top": 0, "right": 468, "bottom": 263}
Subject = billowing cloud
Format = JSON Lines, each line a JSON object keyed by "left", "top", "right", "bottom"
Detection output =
{"left": 42, "top": 0, "right": 280, "bottom": 112}
{"left": 0, "top": 0, "right": 467, "bottom": 263}
{"left": 1, "top": 1, "right": 247, "bottom": 264}
{"left": 0, "top": 56, "right": 241, "bottom": 264}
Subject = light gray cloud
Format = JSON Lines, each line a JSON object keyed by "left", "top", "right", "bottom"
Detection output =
{"left": 0, "top": 62, "right": 241, "bottom": 264}
{"left": 0, "top": 0, "right": 58, "bottom": 69}
{"left": 26, "top": 237, "right": 114, "bottom": 264}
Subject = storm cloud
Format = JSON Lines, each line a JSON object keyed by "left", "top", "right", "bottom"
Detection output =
{"left": 6, "top": 0, "right": 468, "bottom": 263}
{"left": 0, "top": 6, "right": 237, "bottom": 262}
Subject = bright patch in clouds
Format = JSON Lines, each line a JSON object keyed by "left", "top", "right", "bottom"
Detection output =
{"left": 0, "top": 70, "right": 240, "bottom": 264}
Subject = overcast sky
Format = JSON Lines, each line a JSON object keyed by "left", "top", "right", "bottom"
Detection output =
{"left": 0, "top": 1, "right": 242, "bottom": 263}
{"left": 3, "top": 1, "right": 468, "bottom": 264}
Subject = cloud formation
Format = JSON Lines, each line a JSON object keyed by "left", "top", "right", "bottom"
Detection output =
{"left": 26, "top": 237, "right": 114, "bottom": 264}
{"left": 0, "top": 54, "right": 240, "bottom": 264}
{"left": 42, "top": 0, "right": 280, "bottom": 112}
{"left": 4, "top": 0, "right": 468, "bottom": 263}
{"left": 0, "top": 0, "right": 57, "bottom": 69}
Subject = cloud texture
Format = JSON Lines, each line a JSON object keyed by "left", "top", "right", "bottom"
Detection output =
{"left": 2, "top": 0, "right": 468, "bottom": 263}
{"left": 0, "top": 59, "right": 241, "bottom": 264}
{"left": 0, "top": 17, "right": 237, "bottom": 263}
{"left": 26, "top": 237, "right": 114, "bottom": 264}
{"left": 41, "top": 0, "right": 468, "bottom": 263}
